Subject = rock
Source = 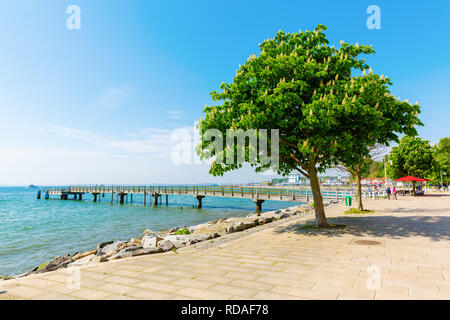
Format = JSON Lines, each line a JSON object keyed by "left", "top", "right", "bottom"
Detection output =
{"left": 69, "top": 254, "right": 100, "bottom": 267}
{"left": 97, "top": 242, "right": 125, "bottom": 257}
{"left": 72, "top": 250, "right": 97, "bottom": 261}
{"left": 280, "top": 213, "right": 290, "bottom": 219}
{"left": 139, "top": 229, "right": 154, "bottom": 240}
{"left": 234, "top": 221, "right": 245, "bottom": 232}
{"left": 168, "top": 226, "right": 186, "bottom": 233}
{"left": 127, "top": 238, "right": 142, "bottom": 247}
{"left": 186, "top": 234, "right": 213, "bottom": 242}
{"left": 158, "top": 239, "right": 175, "bottom": 251}
{"left": 164, "top": 235, "right": 191, "bottom": 244}
{"left": 226, "top": 226, "right": 235, "bottom": 234}
{"left": 275, "top": 209, "right": 282, "bottom": 214}
{"left": 96, "top": 241, "right": 113, "bottom": 251}
{"left": 111, "top": 246, "right": 140, "bottom": 260}
{"left": 131, "top": 247, "right": 163, "bottom": 256}
{"left": 142, "top": 236, "right": 163, "bottom": 248}
{"left": 43, "top": 254, "right": 73, "bottom": 272}
{"left": 189, "top": 223, "right": 212, "bottom": 233}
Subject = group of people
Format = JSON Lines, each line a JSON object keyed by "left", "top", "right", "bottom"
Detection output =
{"left": 386, "top": 186, "right": 397, "bottom": 200}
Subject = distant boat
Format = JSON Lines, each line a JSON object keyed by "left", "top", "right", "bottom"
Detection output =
{"left": 27, "top": 185, "right": 38, "bottom": 189}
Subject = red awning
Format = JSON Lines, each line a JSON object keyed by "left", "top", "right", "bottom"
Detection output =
{"left": 394, "top": 176, "right": 431, "bottom": 182}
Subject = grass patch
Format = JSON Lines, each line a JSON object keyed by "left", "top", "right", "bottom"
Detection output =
{"left": 299, "top": 223, "right": 347, "bottom": 230}
{"left": 345, "top": 208, "right": 375, "bottom": 214}
{"left": 171, "top": 248, "right": 178, "bottom": 254}
{"left": 174, "top": 228, "right": 190, "bottom": 235}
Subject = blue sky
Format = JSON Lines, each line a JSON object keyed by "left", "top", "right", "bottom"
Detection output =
{"left": 0, "top": 0, "right": 449, "bottom": 185}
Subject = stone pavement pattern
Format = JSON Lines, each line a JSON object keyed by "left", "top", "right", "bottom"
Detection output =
{"left": 1, "top": 193, "right": 450, "bottom": 300}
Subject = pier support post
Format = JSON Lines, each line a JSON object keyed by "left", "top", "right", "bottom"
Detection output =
{"left": 153, "top": 193, "right": 160, "bottom": 206}
{"left": 144, "top": 193, "right": 146, "bottom": 206}
{"left": 74, "top": 194, "right": 78, "bottom": 200}
{"left": 111, "top": 192, "right": 114, "bottom": 203}
{"left": 166, "top": 194, "right": 168, "bottom": 206}
{"left": 194, "top": 195, "right": 205, "bottom": 209}
{"left": 253, "top": 199, "right": 265, "bottom": 213}
{"left": 37, "top": 191, "right": 41, "bottom": 200}
{"left": 79, "top": 194, "right": 82, "bottom": 201}
{"left": 93, "top": 193, "right": 98, "bottom": 202}
{"left": 119, "top": 193, "right": 125, "bottom": 204}
{"left": 130, "top": 194, "right": 133, "bottom": 203}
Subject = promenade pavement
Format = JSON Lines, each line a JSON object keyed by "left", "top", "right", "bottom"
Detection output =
{"left": 1, "top": 192, "right": 449, "bottom": 300}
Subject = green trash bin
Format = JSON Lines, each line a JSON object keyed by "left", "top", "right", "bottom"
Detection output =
{"left": 345, "top": 195, "right": 352, "bottom": 207}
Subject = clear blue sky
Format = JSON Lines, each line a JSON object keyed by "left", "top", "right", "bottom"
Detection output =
{"left": 0, "top": 0, "right": 449, "bottom": 185}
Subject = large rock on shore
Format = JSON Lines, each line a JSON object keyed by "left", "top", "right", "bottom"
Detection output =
{"left": 131, "top": 247, "right": 163, "bottom": 256}
{"left": 97, "top": 242, "right": 125, "bottom": 257}
{"left": 158, "top": 239, "right": 176, "bottom": 251}
{"left": 111, "top": 246, "right": 140, "bottom": 260}
{"left": 68, "top": 254, "right": 100, "bottom": 267}
{"left": 142, "top": 236, "right": 163, "bottom": 248}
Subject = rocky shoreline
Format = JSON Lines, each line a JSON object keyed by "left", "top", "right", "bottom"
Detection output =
{"left": 4, "top": 200, "right": 340, "bottom": 280}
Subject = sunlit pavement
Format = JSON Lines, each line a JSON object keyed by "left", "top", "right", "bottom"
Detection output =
{"left": 1, "top": 192, "right": 450, "bottom": 300}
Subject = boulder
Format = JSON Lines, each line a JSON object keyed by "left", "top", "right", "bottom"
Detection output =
{"left": 139, "top": 229, "right": 154, "bottom": 240}
{"left": 131, "top": 247, "right": 163, "bottom": 256}
{"left": 142, "top": 236, "right": 163, "bottom": 248}
{"left": 111, "top": 246, "right": 140, "bottom": 260}
{"left": 127, "top": 238, "right": 142, "bottom": 247}
{"left": 226, "top": 226, "right": 235, "bottom": 234}
{"left": 43, "top": 254, "right": 73, "bottom": 272}
{"left": 96, "top": 241, "right": 113, "bottom": 251}
{"left": 158, "top": 239, "right": 175, "bottom": 251}
{"left": 234, "top": 221, "right": 245, "bottom": 232}
{"left": 186, "top": 234, "right": 213, "bottom": 242}
{"left": 97, "top": 242, "right": 125, "bottom": 257}
{"left": 73, "top": 250, "right": 97, "bottom": 261}
{"left": 164, "top": 235, "right": 191, "bottom": 244}
{"left": 69, "top": 254, "right": 100, "bottom": 267}
{"left": 280, "top": 213, "right": 290, "bottom": 219}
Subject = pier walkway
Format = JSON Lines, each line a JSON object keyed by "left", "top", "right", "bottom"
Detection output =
{"left": 39, "top": 185, "right": 366, "bottom": 212}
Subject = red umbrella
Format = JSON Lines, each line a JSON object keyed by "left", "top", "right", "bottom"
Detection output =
{"left": 394, "top": 176, "right": 429, "bottom": 182}
{"left": 394, "top": 176, "right": 431, "bottom": 195}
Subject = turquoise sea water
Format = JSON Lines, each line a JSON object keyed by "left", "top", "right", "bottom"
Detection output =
{"left": 0, "top": 186, "right": 302, "bottom": 277}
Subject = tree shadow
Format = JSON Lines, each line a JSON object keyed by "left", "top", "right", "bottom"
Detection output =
{"left": 273, "top": 214, "right": 450, "bottom": 242}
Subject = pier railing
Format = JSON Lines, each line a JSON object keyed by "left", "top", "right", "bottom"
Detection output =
{"left": 43, "top": 185, "right": 382, "bottom": 202}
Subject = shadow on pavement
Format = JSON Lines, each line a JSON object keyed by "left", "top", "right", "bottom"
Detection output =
{"left": 273, "top": 214, "right": 450, "bottom": 242}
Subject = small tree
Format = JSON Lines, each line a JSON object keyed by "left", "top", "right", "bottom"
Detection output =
{"left": 389, "top": 135, "right": 435, "bottom": 194}
{"left": 434, "top": 137, "right": 450, "bottom": 185}
{"left": 337, "top": 145, "right": 388, "bottom": 211}
{"left": 198, "top": 25, "right": 421, "bottom": 227}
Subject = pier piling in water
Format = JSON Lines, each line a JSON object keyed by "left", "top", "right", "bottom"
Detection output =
{"left": 195, "top": 195, "right": 205, "bottom": 209}
{"left": 254, "top": 199, "right": 265, "bottom": 213}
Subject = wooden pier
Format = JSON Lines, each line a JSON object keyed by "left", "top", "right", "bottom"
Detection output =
{"left": 41, "top": 185, "right": 358, "bottom": 212}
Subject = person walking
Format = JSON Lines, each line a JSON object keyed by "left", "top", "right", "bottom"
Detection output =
{"left": 386, "top": 186, "right": 391, "bottom": 200}
{"left": 392, "top": 186, "right": 397, "bottom": 200}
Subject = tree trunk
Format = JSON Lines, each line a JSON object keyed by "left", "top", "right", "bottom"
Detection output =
{"left": 412, "top": 181, "right": 416, "bottom": 196}
{"left": 355, "top": 165, "right": 364, "bottom": 211}
{"left": 308, "top": 163, "right": 328, "bottom": 227}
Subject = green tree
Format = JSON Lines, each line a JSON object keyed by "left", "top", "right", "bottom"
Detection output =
{"left": 388, "top": 135, "right": 435, "bottom": 194}
{"left": 434, "top": 137, "right": 450, "bottom": 185}
{"left": 198, "top": 25, "right": 421, "bottom": 227}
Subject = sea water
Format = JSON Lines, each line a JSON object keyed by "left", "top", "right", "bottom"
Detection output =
{"left": 0, "top": 187, "right": 303, "bottom": 277}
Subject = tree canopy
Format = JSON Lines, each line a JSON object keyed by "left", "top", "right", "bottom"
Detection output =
{"left": 198, "top": 25, "right": 422, "bottom": 226}
{"left": 388, "top": 135, "right": 435, "bottom": 179}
